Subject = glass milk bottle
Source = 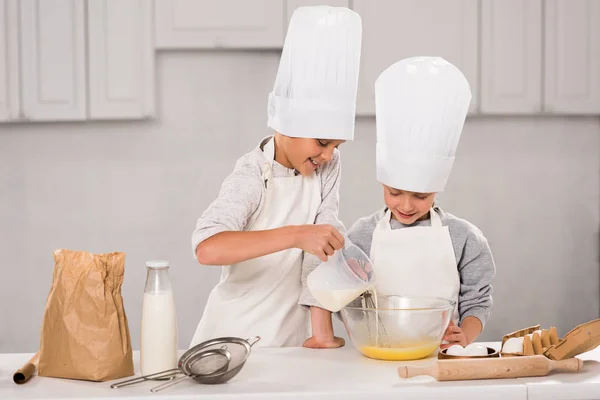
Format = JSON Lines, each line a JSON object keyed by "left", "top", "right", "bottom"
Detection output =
{"left": 140, "top": 260, "right": 178, "bottom": 376}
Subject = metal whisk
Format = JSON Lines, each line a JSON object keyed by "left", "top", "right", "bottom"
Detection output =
{"left": 362, "top": 290, "right": 389, "bottom": 347}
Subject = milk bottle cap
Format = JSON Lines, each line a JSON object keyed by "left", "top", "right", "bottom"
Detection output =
{"left": 145, "top": 260, "right": 169, "bottom": 269}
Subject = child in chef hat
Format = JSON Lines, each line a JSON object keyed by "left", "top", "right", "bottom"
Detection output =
{"left": 309, "top": 57, "right": 496, "bottom": 349}
{"left": 190, "top": 6, "right": 362, "bottom": 349}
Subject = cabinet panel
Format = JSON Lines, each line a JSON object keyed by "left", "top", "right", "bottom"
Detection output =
{"left": 87, "top": 0, "right": 155, "bottom": 119}
{"left": 544, "top": 0, "right": 600, "bottom": 114}
{"left": 20, "top": 0, "right": 86, "bottom": 121}
{"left": 481, "top": 0, "right": 543, "bottom": 114}
{"left": 0, "top": 0, "right": 19, "bottom": 121}
{"left": 353, "top": 0, "right": 479, "bottom": 115}
{"left": 155, "top": 0, "right": 285, "bottom": 49}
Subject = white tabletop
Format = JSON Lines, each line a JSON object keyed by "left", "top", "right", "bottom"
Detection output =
{"left": 517, "top": 346, "right": 600, "bottom": 400}
{"left": 1, "top": 342, "right": 598, "bottom": 400}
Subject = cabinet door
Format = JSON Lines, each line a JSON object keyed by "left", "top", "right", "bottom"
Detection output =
{"left": 544, "top": 0, "right": 600, "bottom": 114}
{"left": 285, "top": 0, "right": 349, "bottom": 30}
{"left": 20, "top": 0, "right": 86, "bottom": 121}
{"left": 480, "top": 0, "right": 542, "bottom": 114}
{"left": 87, "top": 0, "right": 155, "bottom": 119}
{"left": 353, "top": 0, "right": 479, "bottom": 116}
{"left": 155, "top": 0, "right": 285, "bottom": 49}
{"left": 0, "top": 0, "right": 19, "bottom": 121}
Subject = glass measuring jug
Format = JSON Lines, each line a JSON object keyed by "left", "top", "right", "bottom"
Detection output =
{"left": 307, "top": 240, "right": 375, "bottom": 312}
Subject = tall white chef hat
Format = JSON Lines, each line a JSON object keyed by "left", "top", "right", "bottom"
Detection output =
{"left": 375, "top": 57, "right": 471, "bottom": 193}
{"left": 267, "top": 6, "right": 362, "bottom": 141}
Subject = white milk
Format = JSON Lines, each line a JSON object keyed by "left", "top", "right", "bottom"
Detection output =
{"left": 140, "top": 291, "right": 178, "bottom": 376}
{"left": 311, "top": 288, "right": 367, "bottom": 312}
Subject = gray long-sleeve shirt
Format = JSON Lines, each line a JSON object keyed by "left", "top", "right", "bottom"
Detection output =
{"left": 299, "top": 206, "right": 496, "bottom": 328}
{"left": 191, "top": 135, "right": 346, "bottom": 284}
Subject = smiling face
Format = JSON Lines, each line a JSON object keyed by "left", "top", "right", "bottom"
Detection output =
{"left": 274, "top": 133, "right": 345, "bottom": 176}
{"left": 382, "top": 184, "right": 436, "bottom": 225}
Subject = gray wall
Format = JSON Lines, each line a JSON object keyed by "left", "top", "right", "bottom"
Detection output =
{"left": 1, "top": 52, "right": 599, "bottom": 353}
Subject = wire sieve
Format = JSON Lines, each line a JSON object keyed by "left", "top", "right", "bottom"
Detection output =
{"left": 110, "top": 336, "right": 260, "bottom": 392}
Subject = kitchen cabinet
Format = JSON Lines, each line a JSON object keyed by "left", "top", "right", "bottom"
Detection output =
{"left": 1, "top": 0, "right": 155, "bottom": 123}
{"left": 285, "top": 0, "right": 349, "bottom": 30}
{"left": 480, "top": 0, "right": 543, "bottom": 114}
{"left": 87, "top": 0, "right": 155, "bottom": 119}
{"left": 544, "top": 0, "right": 600, "bottom": 114}
{"left": 0, "top": 0, "right": 19, "bottom": 121}
{"left": 352, "top": 0, "right": 479, "bottom": 116}
{"left": 155, "top": 0, "right": 285, "bottom": 49}
{"left": 20, "top": 0, "right": 87, "bottom": 121}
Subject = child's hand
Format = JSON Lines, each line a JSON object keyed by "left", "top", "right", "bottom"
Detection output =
{"left": 440, "top": 321, "right": 467, "bottom": 349}
{"left": 303, "top": 336, "right": 345, "bottom": 349}
{"left": 293, "top": 224, "right": 345, "bottom": 262}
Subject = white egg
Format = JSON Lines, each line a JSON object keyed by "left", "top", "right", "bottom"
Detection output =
{"left": 446, "top": 344, "right": 467, "bottom": 356}
{"left": 464, "top": 343, "right": 489, "bottom": 356}
{"left": 502, "top": 337, "right": 524, "bottom": 353}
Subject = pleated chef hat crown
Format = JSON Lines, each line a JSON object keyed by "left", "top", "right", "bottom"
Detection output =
{"left": 267, "top": 6, "right": 362, "bottom": 141}
{"left": 375, "top": 57, "right": 471, "bottom": 193}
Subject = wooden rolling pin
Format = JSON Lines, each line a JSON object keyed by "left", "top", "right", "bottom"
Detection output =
{"left": 13, "top": 352, "right": 40, "bottom": 384}
{"left": 398, "top": 355, "right": 584, "bottom": 381}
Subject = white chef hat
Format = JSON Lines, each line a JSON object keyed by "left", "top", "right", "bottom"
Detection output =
{"left": 267, "top": 6, "right": 362, "bottom": 141}
{"left": 375, "top": 57, "right": 471, "bottom": 193}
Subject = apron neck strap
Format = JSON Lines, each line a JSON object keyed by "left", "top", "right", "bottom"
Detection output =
{"left": 261, "top": 136, "right": 276, "bottom": 184}
{"left": 262, "top": 136, "right": 276, "bottom": 166}
{"left": 429, "top": 208, "right": 442, "bottom": 227}
{"left": 380, "top": 209, "right": 393, "bottom": 231}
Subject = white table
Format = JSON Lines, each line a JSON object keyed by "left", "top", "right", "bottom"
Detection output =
{"left": 1, "top": 342, "right": 598, "bottom": 400}
{"left": 517, "top": 346, "right": 600, "bottom": 400}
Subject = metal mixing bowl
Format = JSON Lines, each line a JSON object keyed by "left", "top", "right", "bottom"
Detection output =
{"left": 340, "top": 295, "right": 456, "bottom": 361}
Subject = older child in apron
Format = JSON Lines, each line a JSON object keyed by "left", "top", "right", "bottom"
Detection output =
{"left": 190, "top": 6, "right": 362, "bottom": 348}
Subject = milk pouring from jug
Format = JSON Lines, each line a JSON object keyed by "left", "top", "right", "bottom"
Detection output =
{"left": 140, "top": 260, "right": 178, "bottom": 376}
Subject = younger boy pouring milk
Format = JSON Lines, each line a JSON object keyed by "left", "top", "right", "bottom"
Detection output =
{"left": 302, "top": 57, "right": 496, "bottom": 348}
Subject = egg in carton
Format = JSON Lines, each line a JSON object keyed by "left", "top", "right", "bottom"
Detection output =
{"left": 500, "top": 318, "right": 600, "bottom": 360}
{"left": 500, "top": 325, "right": 561, "bottom": 357}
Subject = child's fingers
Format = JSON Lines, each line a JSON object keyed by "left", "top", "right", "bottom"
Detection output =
{"left": 347, "top": 259, "right": 367, "bottom": 280}
{"left": 323, "top": 244, "right": 335, "bottom": 256}
{"left": 315, "top": 251, "right": 328, "bottom": 262}
{"left": 331, "top": 229, "right": 345, "bottom": 248}
{"left": 443, "top": 333, "right": 464, "bottom": 343}
{"left": 347, "top": 258, "right": 360, "bottom": 269}
{"left": 330, "top": 234, "right": 344, "bottom": 251}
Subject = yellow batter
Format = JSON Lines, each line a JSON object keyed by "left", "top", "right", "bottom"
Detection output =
{"left": 360, "top": 341, "right": 439, "bottom": 361}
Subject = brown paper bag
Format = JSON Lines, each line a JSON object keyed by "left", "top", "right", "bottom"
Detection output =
{"left": 38, "top": 249, "right": 134, "bottom": 381}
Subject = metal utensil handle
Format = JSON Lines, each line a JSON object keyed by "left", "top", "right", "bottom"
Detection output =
{"left": 110, "top": 368, "right": 180, "bottom": 388}
{"left": 150, "top": 374, "right": 188, "bottom": 393}
{"left": 246, "top": 336, "right": 261, "bottom": 347}
{"left": 363, "top": 291, "right": 389, "bottom": 347}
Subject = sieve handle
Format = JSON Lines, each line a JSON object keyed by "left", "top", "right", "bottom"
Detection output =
{"left": 150, "top": 375, "right": 188, "bottom": 393}
{"left": 110, "top": 368, "right": 180, "bottom": 388}
{"left": 247, "top": 336, "right": 261, "bottom": 347}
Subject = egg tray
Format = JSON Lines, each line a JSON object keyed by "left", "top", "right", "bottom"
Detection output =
{"left": 438, "top": 346, "right": 499, "bottom": 360}
{"left": 500, "top": 325, "right": 561, "bottom": 357}
{"left": 500, "top": 318, "right": 600, "bottom": 361}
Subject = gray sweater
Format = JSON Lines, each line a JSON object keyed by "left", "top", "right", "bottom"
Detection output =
{"left": 191, "top": 135, "right": 346, "bottom": 296}
{"left": 335, "top": 207, "right": 496, "bottom": 327}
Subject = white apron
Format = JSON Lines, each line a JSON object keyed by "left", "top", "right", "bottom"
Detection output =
{"left": 369, "top": 208, "right": 460, "bottom": 325}
{"left": 190, "top": 137, "right": 321, "bottom": 348}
